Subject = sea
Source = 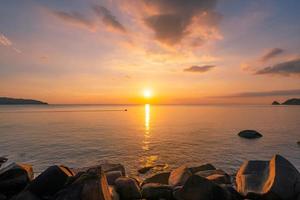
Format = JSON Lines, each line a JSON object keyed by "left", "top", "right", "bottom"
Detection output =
{"left": 0, "top": 104, "right": 299, "bottom": 176}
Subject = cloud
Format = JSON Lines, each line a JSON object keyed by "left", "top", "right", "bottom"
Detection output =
{"left": 0, "top": 33, "right": 12, "bottom": 46}
{"left": 142, "top": 0, "right": 220, "bottom": 45}
{"left": 215, "top": 89, "right": 300, "bottom": 98}
{"left": 93, "top": 5, "right": 126, "bottom": 33}
{"left": 0, "top": 33, "right": 21, "bottom": 53}
{"left": 183, "top": 65, "right": 215, "bottom": 73}
{"left": 255, "top": 58, "right": 300, "bottom": 76}
{"left": 260, "top": 48, "right": 284, "bottom": 62}
{"left": 52, "top": 11, "right": 95, "bottom": 31}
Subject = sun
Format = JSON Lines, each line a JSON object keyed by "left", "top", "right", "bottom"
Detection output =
{"left": 143, "top": 89, "right": 153, "bottom": 98}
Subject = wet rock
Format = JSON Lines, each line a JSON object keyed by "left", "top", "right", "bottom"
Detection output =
{"left": 173, "top": 175, "right": 231, "bottom": 200}
{"left": 106, "top": 171, "right": 122, "bottom": 185}
{"left": 108, "top": 186, "right": 119, "bottom": 200}
{"left": 207, "top": 174, "right": 231, "bottom": 185}
{"left": 28, "top": 165, "right": 74, "bottom": 198}
{"left": 189, "top": 163, "right": 216, "bottom": 174}
{"left": 0, "top": 163, "right": 33, "bottom": 197}
{"left": 142, "top": 172, "right": 170, "bottom": 186}
{"left": 195, "top": 169, "right": 227, "bottom": 178}
{"left": 138, "top": 164, "right": 167, "bottom": 174}
{"left": 75, "top": 163, "right": 126, "bottom": 176}
{"left": 169, "top": 166, "right": 192, "bottom": 187}
{"left": 236, "top": 154, "right": 300, "bottom": 200}
{"left": 55, "top": 169, "right": 112, "bottom": 200}
{"left": 238, "top": 130, "right": 262, "bottom": 139}
{"left": 0, "top": 158, "right": 7, "bottom": 167}
{"left": 141, "top": 183, "right": 173, "bottom": 200}
{"left": 115, "top": 177, "right": 141, "bottom": 200}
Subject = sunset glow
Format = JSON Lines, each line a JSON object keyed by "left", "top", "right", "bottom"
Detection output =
{"left": 0, "top": 1, "right": 300, "bottom": 104}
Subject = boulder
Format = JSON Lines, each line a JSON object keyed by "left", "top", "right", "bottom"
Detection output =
{"left": 115, "top": 177, "right": 141, "bottom": 200}
{"left": 75, "top": 163, "right": 126, "bottom": 176}
{"left": 195, "top": 169, "right": 227, "bottom": 178}
{"left": 108, "top": 186, "right": 119, "bottom": 200}
{"left": 189, "top": 163, "right": 216, "bottom": 174}
{"left": 173, "top": 175, "right": 231, "bottom": 200}
{"left": 207, "top": 174, "right": 231, "bottom": 185}
{"left": 142, "top": 172, "right": 170, "bottom": 186}
{"left": 0, "top": 194, "right": 6, "bottom": 200}
{"left": 238, "top": 130, "right": 262, "bottom": 139}
{"left": 55, "top": 169, "right": 112, "bottom": 200}
{"left": 236, "top": 154, "right": 300, "bottom": 200}
{"left": 0, "top": 163, "right": 33, "bottom": 197}
{"left": 141, "top": 183, "right": 173, "bottom": 200}
{"left": 106, "top": 171, "right": 122, "bottom": 185}
{"left": 169, "top": 166, "right": 192, "bottom": 187}
{"left": 28, "top": 165, "right": 74, "bottom": 198}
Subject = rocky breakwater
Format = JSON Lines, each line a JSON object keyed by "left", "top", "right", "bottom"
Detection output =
{"left": 0, "top": 154, "right": 299, "bottom": 200}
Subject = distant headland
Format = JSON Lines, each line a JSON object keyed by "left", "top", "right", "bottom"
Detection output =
{"left": 0, "top": 97, "right": 48, "bottom": 105}
{"left": 272, "top": 98, "right": 300, "bottom": 105}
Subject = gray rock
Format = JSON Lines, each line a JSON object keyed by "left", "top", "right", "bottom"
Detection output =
{"left": 28, "top": 165, "right": 74, "bottom": 198}
{"left": 169, "top": 166, "right": 192, "bottom": 187}
{"left": 141, "top": 183, "right": 173, "bottom": 200}
{"left": 236, "top": 154, "right": 300, "bottom": 200}
{"left": 189, "top": 164, "right": 216, "bottom": 174}
{"left": 238, "top": 130, "right": 262, "bottom": 139}
{"left": 0, "top": 163, "right": 33, "bottom": 198}
{"left": 173, "top": 175, "right": 231, "bottom": 200}
{"left": 142, "top": 172, "right": 170, "bottom": 186}
{"left": 115, "top": 177, "right": 141, "bottom": 200}
{"left": 106, "top": 171, "right": 122, "bottom": 185}
{"left": 0, "top": 158, "right": 7, "bottom": 167}
{"left": 55, "top": 169, "right": 112, "bottom": 200}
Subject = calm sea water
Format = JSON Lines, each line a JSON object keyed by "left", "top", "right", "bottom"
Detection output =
{"left": 0, "top": 105, "right": 300, "bottom": 175}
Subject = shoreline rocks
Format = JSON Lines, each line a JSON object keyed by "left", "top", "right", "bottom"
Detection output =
{"left": 0, "top": 155, "right": 299, "bottom": 200}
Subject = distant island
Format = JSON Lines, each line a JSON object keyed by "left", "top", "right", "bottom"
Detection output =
{"left": 272, "top": 98, "right": 300, "bottom": 105}
{"left": 0, "top": 97, "right": 48, "bottom": 105}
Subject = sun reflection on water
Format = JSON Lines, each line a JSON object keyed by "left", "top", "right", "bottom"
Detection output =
{"left": 140, "top": 104, "right": 159, "bottom": 167}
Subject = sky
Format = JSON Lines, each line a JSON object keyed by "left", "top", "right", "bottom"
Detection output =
{"left": 1, "top": 0, "right": 300, "bottom": 104}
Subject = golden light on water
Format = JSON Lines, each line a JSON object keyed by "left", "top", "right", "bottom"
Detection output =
{"left": 145, "top": 104, "right": 150, "bottom": 131}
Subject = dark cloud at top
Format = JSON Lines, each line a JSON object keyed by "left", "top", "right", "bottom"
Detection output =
{"left": 260, "top": 48, "right": 284, "bottom": 62}
{"left": 184, "top": 65, "right": 215, "bottom": 73}
{"left": 93, "top": 5, "right": 126, "bottom": 33}
{"left": 256, "top": 58, "right": 300, "bottom": 76}
{"left": 52, "top": 11, "right": 95, "bottom": 30}
{"left": 143, "top": 0, "right": 219, "bottom": 45}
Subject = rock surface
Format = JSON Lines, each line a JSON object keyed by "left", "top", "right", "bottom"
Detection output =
{"left": 189, "top": 163, "right": 216, "bottom": 174}
{"left": 236, "top": 154, "right": 300, "bottom": 199}
{"left": 115, "top": 177, "right": 141, "bottom": 200}
{"left": 106, "top": 171, "right": 122, "bottom": 185}
{"left": 54, "top": 169, "right": 112, "bottom": 200}
{"left": 28, "top": 165, "right": 74, "bottom": 198}
{"left": 238, "top": 130, "right": 263, "bottom": 139}
{"left": 173, "top": 175, "right": 230, "bottom": 200}
{"left": 169, "top": 166, "right": 192, "bottom": 187}
{"left": 0, "top": 163, "right": 33, "bottom": 198}
{"left": 142, "top": 172, "right": 170, "bottom": 186}
{"left": 141, "top": 183, "right": 173, "bottom": 200}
